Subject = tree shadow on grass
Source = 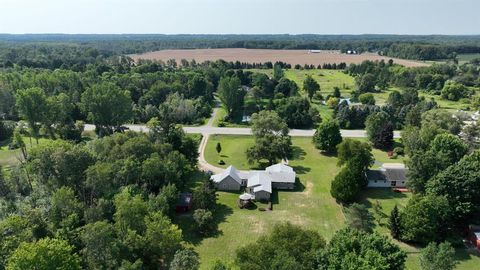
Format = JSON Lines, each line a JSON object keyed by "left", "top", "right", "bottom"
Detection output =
{"left": 176, "top": 203, "right": 234, "bottom": 246}
{"left": 454, "top": 245, "right": 480, "bottom": 263}
{"left": 319, "top": 151, "right": 337, "bottom": 158}
{"left": 290, "top": 165, "right": 311, "bottom": 175}
{"left": 358, "top": 188, "right": 408, "bottom": 209}
{"left": 0, "top": 138, "right": 12, "bottom": 148}
{"left": 291, "top": 146, "right": 306, "bottom": 161}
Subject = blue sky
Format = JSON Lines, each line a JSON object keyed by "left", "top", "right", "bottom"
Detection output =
{"left": 0, "top": 0, "right": 478, "bottom": 34}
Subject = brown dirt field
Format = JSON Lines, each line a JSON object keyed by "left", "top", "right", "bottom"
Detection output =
{"left": 130, "top": 48, "right": 429, "bottom": 68}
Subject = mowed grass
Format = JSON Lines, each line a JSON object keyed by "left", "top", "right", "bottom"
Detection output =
{"left": 199, "top": 135, "right": 480, "bottom": 269}
{"left": 193, "top": 135, "right": 345, "bottom": 268}
{"left": 247, "top": 68, "right": 356, "bottom": 97}
{"left": 244, "top": 69, "right": 355, "bottom": 122}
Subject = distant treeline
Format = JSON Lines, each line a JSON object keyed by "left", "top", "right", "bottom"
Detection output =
{"left": 1, "top": 34, "right": 480, "bottom": 67}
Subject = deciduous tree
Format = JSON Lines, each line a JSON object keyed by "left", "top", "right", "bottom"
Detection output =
{"left": 313, "top": 120, "right": 342, "bottom": 153}
{"left": 420, "top": 242, "right": 457, "bottom": 270}
{"left": 6, "top": 238, "right": 81, "bottom": 270}
{"left": 217, "top": 76, "right": 244, "bottom": 120}
{"left": 303, "top": 75, "right": 320, "bottom": 100}
{"left": 246, "top": 110, "right": 292, "bottom": 165}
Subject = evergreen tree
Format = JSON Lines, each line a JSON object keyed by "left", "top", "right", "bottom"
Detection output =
{"left": 389, "top": 205, "right": 401, "bottom": 239}
{"left": 216, "top": 142, "right": 222, "bottom": 155}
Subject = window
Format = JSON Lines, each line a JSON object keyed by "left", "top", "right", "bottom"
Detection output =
{"left": 391, "top": 181, "right": 396, "bottom": 187}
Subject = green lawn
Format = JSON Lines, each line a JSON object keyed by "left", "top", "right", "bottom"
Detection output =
{"left": 457, "top": 53, "right": 480, "bottom": 64}
{"left": 194, "top": 134, "right": 480, "bottom": 269}
{"left": 284, "top": 69, "right": 355, "bottom": 97}
{"left": 190, "top": 135, "right": 345, "bottom": 268}
{"left": 248, "top": 68, "right": 356, "bottom": 98}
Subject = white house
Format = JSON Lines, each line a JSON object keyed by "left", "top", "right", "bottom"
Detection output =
{"left": 366, "top": 163, "right": 408, "bottom": 188}
{"left": 210, "top": 163, "right": 296, "bottom": 200}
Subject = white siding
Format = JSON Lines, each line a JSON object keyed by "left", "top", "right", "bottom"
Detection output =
{"left": 367, "top": 180, "right": 408, "bottom": 188}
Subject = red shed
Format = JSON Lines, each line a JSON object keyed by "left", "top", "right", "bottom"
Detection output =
{"left": 468, "top": 225, "right": 480, "bottom": 250}
{"left": 176, "top": 193, "right": 193, "bottom": 213}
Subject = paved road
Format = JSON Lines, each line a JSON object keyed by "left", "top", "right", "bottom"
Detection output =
{"left": 84, "top": 124, "right": 401, "bottom": 138}
{"left": 84, "top": 116, "right": 401, "bottom": 174}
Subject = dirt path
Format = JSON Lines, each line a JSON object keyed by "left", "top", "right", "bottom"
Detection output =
{"left": 206, "top": 108, "right": 219, "bottom": 127}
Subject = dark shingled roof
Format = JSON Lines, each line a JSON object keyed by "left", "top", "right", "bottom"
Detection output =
{"left": 384, "top": 168, "right": 407, "bottom": 181}
{"left": 367, "top": 167, "right": 407, "bottom": 182}
{"left": 177, "top": 193, "right": 192, "bottom": 207}
{"left": 366, "top": 170, "right": 387, "bottom": 181}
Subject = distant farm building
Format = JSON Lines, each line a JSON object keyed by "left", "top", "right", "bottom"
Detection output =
{"left": 366, "top": 163, "right": 408, "bottom": 188}
{"left": 211, "top": 163, "right": 296, "bottom": 200}
{"left": 309, "top": 50, "right": 322, "bottom": 53}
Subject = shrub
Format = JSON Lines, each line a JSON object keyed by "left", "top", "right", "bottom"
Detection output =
{"left": 393, "top": 147, "right": 404, "bottom": 156}
{"left": 0, "top": 120, "right": 15, "bottom": 141}
{"left": 358, "top": 93, "right": 376, "bottom": 105}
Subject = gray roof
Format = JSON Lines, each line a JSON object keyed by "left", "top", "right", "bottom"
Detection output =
{"left": 247, "top": 172, "right": 272, "bottom": 193}
{"left": 266, "top": 163, "right": 294, "bottom": 173}
{"left": 366, "top": 170, "right": 387, "bottom": 181}
{"left": 211, "top": 165, "right": 242, "bottom": 185}
{"left": 367, "top": 163, "right": 407, "bottom": 182}
{"left": 384, "top": 168, "right": 407, "bottom": 182}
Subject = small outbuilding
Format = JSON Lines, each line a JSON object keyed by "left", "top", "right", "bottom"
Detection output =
{"left": 176, "top": 193, "right": 193, "bottom": 213}
{"left": 468, "top": 225, "right": 480, "bottom": 250}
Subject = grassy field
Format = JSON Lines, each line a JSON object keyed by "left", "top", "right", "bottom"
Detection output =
{"left": 0, "top": 136, "right": 54, "bottom": 169}
{"left": 249, "top": 68, "right": 355, "bottom": 97}
{"left": 191, "top": 135, "right": 345, "bottom": 268}
{"left": 457, "top": 53, "right": 480, "bottom": 64}
{"left": 249, "top": 68, "right": 479, "bottom": 112}
{"left": 195, "top": 134, "right": 480, "bottom": 269}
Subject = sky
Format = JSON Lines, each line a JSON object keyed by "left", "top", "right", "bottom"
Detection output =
{"left": 0, "top": 0, "right": 479, "bottom": 35}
